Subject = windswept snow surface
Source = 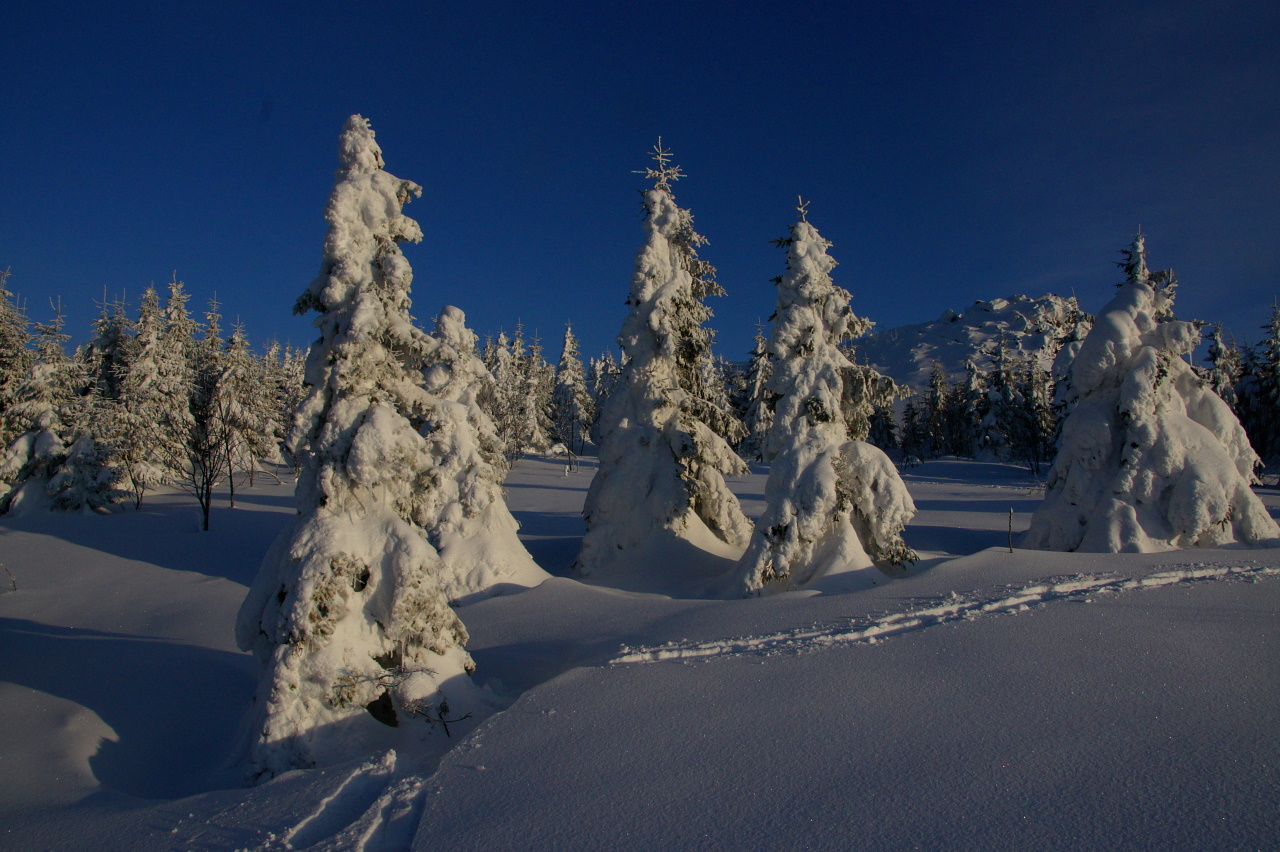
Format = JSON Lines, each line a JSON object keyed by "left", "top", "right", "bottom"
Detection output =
{"left": 2, "top": 458, "right": 1279, "bottom": 850}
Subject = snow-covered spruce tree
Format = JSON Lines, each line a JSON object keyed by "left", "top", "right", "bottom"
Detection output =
{"left": 552, "top": 322, "right": 593, "bottom": 454}
{"left": 1023, "top": 232, "right": 1279, "bottom": 552}
{"left": 736, "top": 203, "right": 916, "bottom": 595}
{"left": 419, "top": 305, "right": 549, "bottom": 603}
{"left": 519, "top": 332, "right": 553, "bottom": 454}
{"left": 236, "top": 116, "right": 477, "bottom": 780}
{"left": 110, "top": 286, "right": 171, "bottom": 507}
{"left": 738, "top": 324, "right": 775, "bottom": 461}
{"left": 586, "top": 350, "right": 621, "bottom": 444}
{"left": 0, "top": 271, "right": 34, "bottom": 448}
{"left": 575, "top": 143, "right": 751, "bottom": 577}
{"left": 899, "top": 396, "right": 926, "bottom": 465}
{"left": 80, "top": 294, "right": 132, "bottom": 403}
{"left": 482, "top": 331, "right": 525, "bottom": 463}
{"left": 0, "top": 307, "right": 88, "bottom": 513}
{"left": 1237, "top": 306, "right": 1280, "bottom": 465}
{"left": 1202, "top": 325, "right": 1241, "bottom": 413}
{"left": 217, "top": 322, "right": 281, "bottom": 500}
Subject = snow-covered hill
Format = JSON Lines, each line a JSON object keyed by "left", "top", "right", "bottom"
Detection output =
{"left": 3, "top": 457, "right": 1280, "bottom": 849}
{"left": 853, "top": 293, "right": 1091, "bottom": 391}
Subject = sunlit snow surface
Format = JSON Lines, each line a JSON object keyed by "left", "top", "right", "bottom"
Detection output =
{"left": 1, "top": 456, "right": 1278, "bottom": 850}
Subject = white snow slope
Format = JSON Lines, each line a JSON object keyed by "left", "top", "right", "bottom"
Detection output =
{"left": 2, "top": 457, "right": 1279, "bottom": 850}
{"left": 855, "top": 293, "right": 1089, "bottom": 390}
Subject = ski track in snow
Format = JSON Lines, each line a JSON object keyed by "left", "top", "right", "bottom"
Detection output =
{"left": 611, "top": 561, "right": 1280, "bottom": 665}
{"left": 244, "top": 751, "right": 428, "bottom": 852}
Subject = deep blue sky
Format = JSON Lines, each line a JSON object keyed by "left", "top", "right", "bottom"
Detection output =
{"left": 2, "top": 1, "right": 1277, "bottom": 365}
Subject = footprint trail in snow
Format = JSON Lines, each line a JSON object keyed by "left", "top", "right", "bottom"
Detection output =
{"left": 611, "top": 561, "right": 1280, "bottom": 665}
{"left": 246, "top": 750, "right": 428, "bottom": 852}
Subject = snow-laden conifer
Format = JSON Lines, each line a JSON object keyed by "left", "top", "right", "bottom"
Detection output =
{"left": 1023, "top": 232, "right": 1279, "bottom": 552}
{"left": 552, "top": 322, "right": 593, "bottom": 453}
{"left": 236, "top": 116, "right": 479, "bottom": 780}
{"left": 1202, "top": 325, "right": 1241, "bottom": 412}
{"left": 419, "top": 306, "right": 549, "bottom": 603}
{"left": 519, "top": 332, "right": 553, "bottom": 453}
{"left": 482, "top": 331, "right": 525, "bottom": 463}
{"left": 739, "top": 324, "right": 774, "bottom": 460}
{"left": 0, "top": 271, "right": 32, "bottom": 437}
{"left": 0, "top": 308, "right": 84, "bottom": 513}
{"left": 575, "top": 143, "right": 751, "bottom": 578}
{"left": 222, "top": 324, "right": 284, "bottom": 487}
{"left": 80, "top": 294, "right": 132, "bottom": 403}
{"left": 110, "top": 286, "right": 170, "bottom": 506}
{"left": 736, "top": 204, "right": 916, "bottom": 594}
{"left": 586, "top": 350, "right": 621, "bottom": 444}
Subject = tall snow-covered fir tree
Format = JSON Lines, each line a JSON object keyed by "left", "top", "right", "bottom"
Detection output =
{"left": 1236, "top": 306, "right": 1280, "bottom": 465}
{"left": 575, "top": 142, "right": 751, "bottom": 577}
{"left": 0, "top": 306, "right": 117, "bottom": 514}
{"left": 552, "top": 322, "right": 593, "bottom": 453}
{"left": 736, "top": 203, "right": 916, "bottom": 594}
{"left": 519, "top": 332, "right": 553, "bottom": 453}
{"left": 1202, "top": 324, "right": 1241, "bottom": 412}
{"left": 586, "top": 350, "right": 622, "bottom": 444}
{"left": 235, "top": 115, "right": 481, "bottom": 780}
{"left": 110, "top": 285, "right": 171, "bottom": 507}
{"left": 0, "top": 270, "right": 33, "bottom": 446}
{"left": 419, "top": 306, "right": 549, "bottom": 604}
{"left": 738, "top": 324, "right": 775, "bottom": 461}
{"left": 1022, "top": 232, "right": 1278, "bottom": 552}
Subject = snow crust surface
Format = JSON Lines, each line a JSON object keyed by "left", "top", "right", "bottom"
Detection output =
{"left": 2, "top": 457, "right": 1279, "bottom": 850}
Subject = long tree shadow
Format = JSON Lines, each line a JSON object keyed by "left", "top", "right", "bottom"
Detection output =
{"left": 902, "top": 524, "right": 1012, "bottom": 557}
{"left": 507, "top": 509, "right": 585, "bottom": 577}
{"left": 0, "top": 617, "right": 256, "bottom": 799}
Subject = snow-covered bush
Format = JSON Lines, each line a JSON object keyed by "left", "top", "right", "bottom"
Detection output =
{"left": 236, "top": 116, "right": 489, "bottom": 780}
{"left": 575, "top": 143, "right": 751, "bottom": 577}
{"left": 737, "top": 205, "right": 916, "bottom": 594}
{"left": 1023, "top": 233, "right": 1279, "bottom": 552}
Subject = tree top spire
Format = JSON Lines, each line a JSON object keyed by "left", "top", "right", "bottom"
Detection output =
{"left": 634, "top": 138, "right": 684, "bottom": 191}
{"left": 796, "top": 196, "right": 811, "bottom": 222}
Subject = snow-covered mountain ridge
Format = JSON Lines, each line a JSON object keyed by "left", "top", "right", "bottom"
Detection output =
{"left": 853, "top": 293, "right": 1091, "bottom": 391}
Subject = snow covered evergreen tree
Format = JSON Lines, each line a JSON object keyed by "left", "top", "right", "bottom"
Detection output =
{"left": 482, "top": 331, "right": 525, "bottom": 463}
{"left": 575, "top": 142, "right": 751, "bottom": 578}
{"left": 1202, "top": 325, "right": 1241, "bottom": 412}
{"left": 236, "top": 115, "right": 479, "bottom": 779}
{"left": 419, "top": 305, "right": 549, "bottom": 603}
{"left": 586, "top": 350, "right": 622, "bottom": 444}
{"left": 1023, "top": 232, "right": 1278, "bottom": 552}
{"left": 552, "top": 322, "right": 593, "bottom": 453}
{"left": 80, "top": 294, "right": 132, "bottom": 403}
{"left": 738, "top": 324, "right": 775, "bottom": 460}
{"left": 736, "top": 204, "right": 916, "bottom": 594}
{"left": 110, "top": 286, "right": 170, "bottom": 507}
{"left": 0, "top": 307, "right": 88, "bottom": 513}
{"left": 519, "top": 332, "right": 553, "bottom": 453}
{"left": 0, "top": 271, "right": 33, "bottom": 448}
{"left": 1237, "top": 307, "right": 1280, "bottom": 465}
{"left": 218, "top": 322, "right": 281, "bottom": 497}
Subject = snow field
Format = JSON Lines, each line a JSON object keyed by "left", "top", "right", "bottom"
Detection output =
{"left": 0, "top": 456, "right": 1278, "bottom": 849}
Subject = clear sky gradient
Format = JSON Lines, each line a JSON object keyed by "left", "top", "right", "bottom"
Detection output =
{"left": 2, "top": 1, "right": 1277, "bottom": 365}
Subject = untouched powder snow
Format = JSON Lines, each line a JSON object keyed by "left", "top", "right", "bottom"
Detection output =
{"left": 1, "top": 457, "right": 1279, "bottom": 850}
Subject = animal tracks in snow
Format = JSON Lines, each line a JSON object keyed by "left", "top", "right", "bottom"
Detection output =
{"left": 611, "top": 562, "right": 1280, "bottom": 665}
